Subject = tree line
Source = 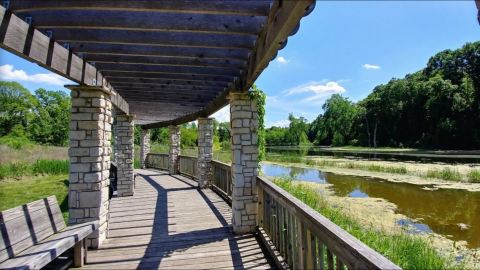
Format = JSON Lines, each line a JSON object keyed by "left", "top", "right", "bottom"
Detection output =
{"left": 1, "top": 41, "right": 478, "bottom": 150}
{"left": 265, "top": 41, "right": 480, "bottom": 149}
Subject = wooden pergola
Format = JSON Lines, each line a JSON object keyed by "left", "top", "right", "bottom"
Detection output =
{"left": 0, "top": 1, "right": 401, "bottom": 269}
{"left": 0, "top": 0, "right": 314, "bottom": 127}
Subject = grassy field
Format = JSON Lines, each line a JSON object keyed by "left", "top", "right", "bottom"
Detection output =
{"left": 0, "top": 175, "right": 69, "bottom": 221}
{"left": 273, "top": 177, "right": 457, "bottom": 269}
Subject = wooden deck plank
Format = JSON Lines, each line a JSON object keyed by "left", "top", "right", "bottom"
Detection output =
{"left": 83, "top": 169, "right": 273, "bottom": 269}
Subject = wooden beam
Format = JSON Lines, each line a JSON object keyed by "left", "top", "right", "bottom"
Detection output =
{"left": 112, "top": 83, "right": 224, "bottom": 91}
{"left": 72, "top": 43, "right": 249, "bottom": 61}
{"left": 50, "top": 29, "right": 256, "bottom": 50}
{"left": 96, "top": 63, "right": 240, "bottom": 77}
{"left": 9, "top": 1, "right": 272, "bottom": 16}
{"left": 85, "top": 54, "right": 246, "bottom": 69}
{"left": 19, "top": 10, "right": 265, "bottom": 36}
{"left": 244, "top": 0, "right": 314, "bottom": 90}
{"left": 108, "top": 78, "right": 229, "bottom": 87}
{"left": 103, "top": 72, "right": 233, "bottom": 83}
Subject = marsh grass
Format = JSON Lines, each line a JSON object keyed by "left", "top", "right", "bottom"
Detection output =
{"left": 426, "top": 168, "right": 462, "bottom": 181}
{"left": 273, "top": 177, "right": 456, "bottom": 269}
{"left": 0, "top": 174, "right": 69, "bottom": 221}
{"left": 467, "top": 169, "right": 480, "bottom": 183}
{"left": 0, "top": 159, "right": 69, "bottom": 180}
{"left": 0, "top": 144, "right": 68, "bottom": 164}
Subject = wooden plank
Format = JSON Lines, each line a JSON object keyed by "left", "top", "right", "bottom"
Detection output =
{"left": 107, "top": 76, "right": 231, "bottom": 85}
{"left": 51, "top": 29, "right": 256, "bottom": 50}
{"left": 87, "top": 54, "right": 246, "bottom": 69}
{"left": 3, "top": 14, "right": 28, "bottom": 52}
{"left": 22, "top": 10, "right": 265, "bottom": 36}
{"left": 29, "top": 29, "right": 49, "bottom": 63}
{"left": 74, "top": 43, "right": 249, "bottom": 61}
{"left": 10, "top": 1, "right": 272, "bottom": 16}
{"left": 96, "top": 63, "right": 240, "bottom": 76}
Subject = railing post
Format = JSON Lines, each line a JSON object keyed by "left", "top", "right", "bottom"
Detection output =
{"left": 168, "top": 125, "right": 181, "bottom": 175}
{"left": 229, "top": 92, "right": 259, "bottom": 234}
{"left": 67, "top": 86, "right": 113, "bottom": 249}
{"left": 197, "top": 117, "right": 213, "bottom": 188}
{"left": 140, "top": 128, "right": 150, "bottom": 169}
{"left": 114, "top": 112, "right": 135, "bottom": 197}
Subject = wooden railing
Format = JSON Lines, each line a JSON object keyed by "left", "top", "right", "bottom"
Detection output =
{"left": 145, "top": 153, "right": 169, "bottom": 170}
{"left": 178, "top": 155, "right": 197, "bottom": 179}
{"left": 211, "top": 160, "right": 232, "bottom": 203}
{"left": 144, "top": 155, "right": 399, "bottom": 269}
{"left": 257, "top": 176, "right": 401, "bottom": 270}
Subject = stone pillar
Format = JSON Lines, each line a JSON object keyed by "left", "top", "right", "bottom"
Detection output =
{"left": 197, "top": 118, "right": 214, "bottom": 188}
{"left": 68, "top": 87, "right": 113, "bottom": 248}
{"left": 168, "top": 125, "right": 181, "bottom": 175}
{"left": 114, "top": 114, "right": 134, "bottom": 197}
{"left": 140, "top": 129, "right": 150, "bottom": 169}
{"left": 229, "top": 92, "right": 259, "bottom": 234}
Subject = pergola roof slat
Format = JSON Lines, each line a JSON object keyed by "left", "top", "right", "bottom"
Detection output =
{"left": 51, "top": 29, "right": 256, "bottom": 50}
{"left": 85, "top": 55, "right": 246, "bottom": 69}
{"left": 17, "top": 10, "right": 266, "bottom": 36}
{"left": 9, "top": 0, "right": 272, "bottom": 16}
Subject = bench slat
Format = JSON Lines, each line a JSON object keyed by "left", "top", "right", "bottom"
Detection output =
{"left": 0, "top": 196, "right": 67, "bottom": 263}
{"left": 0, "top": 221, "right": 98, "bottom": 270}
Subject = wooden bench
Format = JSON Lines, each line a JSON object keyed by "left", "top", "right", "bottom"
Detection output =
{"left": 0, "top": 196, "right": 98, "bottom": 269}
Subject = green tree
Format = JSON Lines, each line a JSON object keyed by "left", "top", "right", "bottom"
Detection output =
{"left": 0, "top": 81, "right": 36, "bottom": 136}
{"left": 29, "top": 89, "right": 71, "bottom": 145}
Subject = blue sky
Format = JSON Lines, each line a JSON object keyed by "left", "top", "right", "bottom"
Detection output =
{"left": 0, "top": 1, "right": 478, "bottom": 127}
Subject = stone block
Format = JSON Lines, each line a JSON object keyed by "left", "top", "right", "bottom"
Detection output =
{"left": 79, "top": 191, "right": 101, "bottom": 208}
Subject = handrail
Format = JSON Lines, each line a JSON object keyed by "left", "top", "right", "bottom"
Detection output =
{"left": 145, "top": 153, "right": 169, "bottom": 170}
{"left": 257, "top": 176, "right": 401, "bottom": 270}
{"left": 143, "top": 154, "right": 400, "bottom": 269}
{"left": 178, "top": 155, "right": 198, "bottom": 179}
{"left": 211, "top": 160, "right": 232, "bottom": 203}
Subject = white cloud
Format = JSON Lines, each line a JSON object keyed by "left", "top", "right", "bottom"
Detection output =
{"left": 266, "top": 119, "right": 290, "bottom": 128}
{"left": 284, "top": 81, "right": 346, "bottom": 103}
{"left": 211, "top": 105, "right": 230, "bottom": 122}
{"left": 0, "top": 64, "right": 72, "bottom": 86}
{"left": 275, "top": 56, "right": 290, "bottom": 64}
{"left": 362, "top": 64, "right": 381, "bottom": 70}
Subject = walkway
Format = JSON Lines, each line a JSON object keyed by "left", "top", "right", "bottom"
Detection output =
{"left": 82, "top": 169, "right": 274, "bottom": 269}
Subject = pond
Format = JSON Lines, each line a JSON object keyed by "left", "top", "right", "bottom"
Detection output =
{"left": 261, "top": 162, "right": 480, "bottom": 248}
{"left": 266, "top": 146, "right": 480, "bottom": 164}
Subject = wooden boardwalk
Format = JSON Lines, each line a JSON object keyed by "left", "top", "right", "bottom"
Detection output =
{"left": 82, "top": 169, "right": 274, "bottom": 269}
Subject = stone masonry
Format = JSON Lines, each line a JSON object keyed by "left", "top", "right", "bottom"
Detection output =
{"left": 168, "top": 125, "right": 181, "bottom": 175}
{"left": 197, "top": 118, "right": 214, "bottom": 188}
{"left": 114, "top": 113, "right": 134, "bottom": 197}
{"left": 229, "top": 92, "right": 259, "bottom": 233}
{"left": 68, "top": 87, "right": 113, "bottom": 248}
{"left": 140, "top": 129, "right": 151, "bottom": 169}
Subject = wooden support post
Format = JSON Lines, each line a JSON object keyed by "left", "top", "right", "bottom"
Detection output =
{"left": 73, "top": 239, "right": 85, "bottom": 267}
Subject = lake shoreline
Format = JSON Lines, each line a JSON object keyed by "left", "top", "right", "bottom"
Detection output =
{"left": 262, "top": 159, "right": 480, "bottom": 192}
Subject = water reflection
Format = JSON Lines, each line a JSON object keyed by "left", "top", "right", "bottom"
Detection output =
{"left": 262, "top": 162, "right": 480, "bottom": 248}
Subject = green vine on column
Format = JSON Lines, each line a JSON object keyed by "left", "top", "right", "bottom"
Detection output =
{"left": 249, "top": 84, "right": 266, "bottom": 161}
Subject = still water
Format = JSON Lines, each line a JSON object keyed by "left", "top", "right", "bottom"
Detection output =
{"left": 261, "top": 162, "right": 480, "bottom": 248}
